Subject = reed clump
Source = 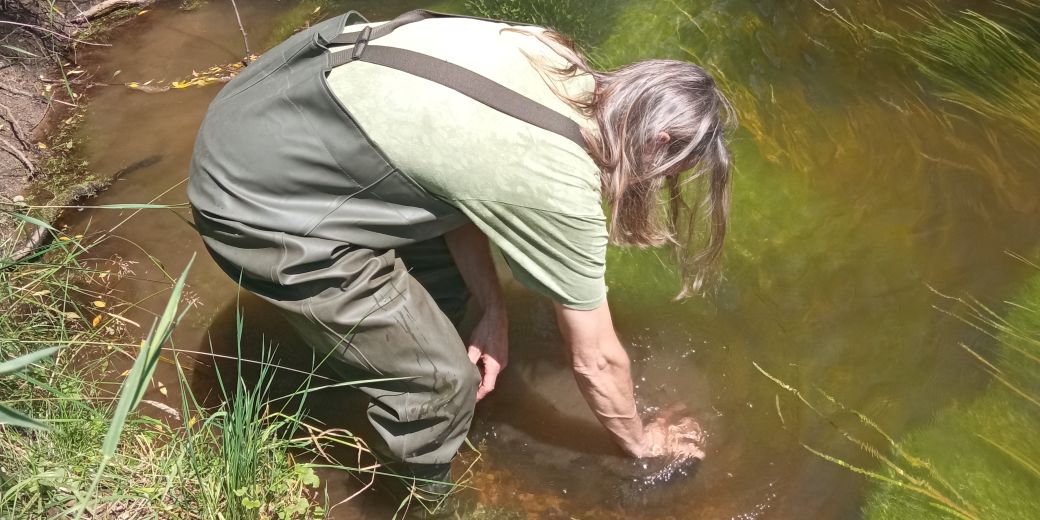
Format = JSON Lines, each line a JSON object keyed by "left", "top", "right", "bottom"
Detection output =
{"left": 0, "top": 213, "right": 378, "bottom": 519}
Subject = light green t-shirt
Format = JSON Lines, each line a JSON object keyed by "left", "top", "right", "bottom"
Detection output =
{"left": 326, "top": 17, "right": 607, "bottom": 310}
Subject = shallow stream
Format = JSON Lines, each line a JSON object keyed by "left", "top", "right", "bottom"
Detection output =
{"left": 64, "top": 0, "right": 1040, "bottom": 518}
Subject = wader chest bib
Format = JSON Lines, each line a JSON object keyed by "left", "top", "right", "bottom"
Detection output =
{"left": 187, "top": 10, "right": 586, "bottom": 485}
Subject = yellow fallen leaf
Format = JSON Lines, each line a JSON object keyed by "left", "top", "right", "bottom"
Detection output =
{"left": 138, "top": 9, "right": 150, "bottom": 16}
{"left": 92, "top": 315, "right": 102, "bottom": 327}
{"left": 93, "top": 300, "right": 106, "bottom": 308}
{"left": 37, "top": 142, "right": 47, "bottom": 149}
{"left": 312, "top": 6, "right": 321, "bottom": 13}
{"left": 187, "top": 416, "right": 198, "bottom": 428}
{"left": 158, "top": 382, "right": 168, "bottom": 396}
{"left": 127, "top": 82, "right": 140, "bottom": 89}
{"left": 58, "top": 236, "right": 70, "bottom": 241}
{"left": 33, "top": 290, "right": 50, "bottom": 296}
{"left": 120, "top": 369, "right": 130, "bottom": 377}
{"left": 74, "top": 234, "right": 83, "bottom": 239}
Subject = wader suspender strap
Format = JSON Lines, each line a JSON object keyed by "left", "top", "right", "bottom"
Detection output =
{"left": 324, "top": 10, "right": 588, "bottom": 150}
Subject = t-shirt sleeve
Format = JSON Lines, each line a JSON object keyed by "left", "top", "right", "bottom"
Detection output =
{"left": 456, "top": 200, "right": 607, "bottom": 310}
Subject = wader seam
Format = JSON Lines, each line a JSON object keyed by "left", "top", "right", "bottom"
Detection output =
{"left": 303, "top": 167, "right": 399, "bottom": 236}
{"left": 284, "top": 87, "right": 389, "bottom": 235}
{"left": 217, "top": 40, "right": 311, "bottom": 104}
{"left": 318, "top": 68, "right": 401, "bottom": 171}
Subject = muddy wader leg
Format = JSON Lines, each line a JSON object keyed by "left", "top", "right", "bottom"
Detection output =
{"left": 274, "top": 248, "right": 478, "bottom": 494}
{"left": 397, "top": 236, "right": 471, "bottom": 327}
{"left": 194, "top": 213, "right": 478, "bottom": 498}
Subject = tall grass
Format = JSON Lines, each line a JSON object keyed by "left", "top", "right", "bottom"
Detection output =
{"left": 0, "top": 211, "right": 398, "bottom": 519}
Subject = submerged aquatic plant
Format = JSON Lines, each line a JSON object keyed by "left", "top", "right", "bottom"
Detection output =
{"left": 466, "top": 0, "right": 589, "bottom": 41}
{"left": 756, "top": 253, "right": 1040, "bottom": 520}
{"left": 875, "top": 2, "right": 1040, "bottom": 143}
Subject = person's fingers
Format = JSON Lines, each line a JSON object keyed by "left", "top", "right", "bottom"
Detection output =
{"left": 467, "top": 345, "right": 482, "bottom": 365}
{"left": 475, "top": 356, "right": 502, "bottom": 401}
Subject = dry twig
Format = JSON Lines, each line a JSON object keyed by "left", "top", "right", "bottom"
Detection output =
{"left": 0, "top": 135, "right": 35, "bottom": 177}
{"left": 0, "top": 103, "right": 32, "bottom": 149}
{"left": 228, "top": 0, "right": 251, "bottom": 55}
{"left": 0, "top": 20, "right": 110, "bottom": 47}
{"left": 0, "top": 82, "right": 37, "bottom": 99}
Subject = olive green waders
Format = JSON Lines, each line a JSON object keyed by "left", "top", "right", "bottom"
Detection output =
{"left": 187, "top": 9, "right": 586, "bottom": 491}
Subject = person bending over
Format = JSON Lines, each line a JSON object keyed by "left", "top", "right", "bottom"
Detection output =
{"left": 187, "top": 8, "right": 733, "bottom": 504}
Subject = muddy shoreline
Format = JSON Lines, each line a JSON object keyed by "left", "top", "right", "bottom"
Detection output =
{"left": 0, "top": 0, "right": 164, "bottom": 253}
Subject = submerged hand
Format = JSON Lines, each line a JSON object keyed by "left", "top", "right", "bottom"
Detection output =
{"left": 640, "top": 408, "right": 705, "bottom": 461}
{"left": 467, "top": 306, "right": 508, "bottom": 401}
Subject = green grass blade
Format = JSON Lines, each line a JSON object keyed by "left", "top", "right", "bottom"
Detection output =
{"left": 0, "top": 346, "right": 61, "bottom": 376}
{"left": 3, "top": 211, "right": 57, "bottom": 232}
{"left": 1, "top": 44, "right": 40, "bottom": 57}
{"left": 0, "top": 403, "right": 49, "bottom": 430}
{"left": 100, "top": 255, "right": 195, "bottom": 458}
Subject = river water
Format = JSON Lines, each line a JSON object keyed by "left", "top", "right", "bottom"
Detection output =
{"left": 65, "top": 0, "right": 1040, "bottom": 518}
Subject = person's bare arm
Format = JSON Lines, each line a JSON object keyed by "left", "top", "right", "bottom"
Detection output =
{"left": 445, "top": 223, "right": 508, "bottom": 401}
{"left": 555, "top": 302, "right": 705, "bottom": 459}
{"left": 554, "top": 302, "right": 647, "bottom": 456}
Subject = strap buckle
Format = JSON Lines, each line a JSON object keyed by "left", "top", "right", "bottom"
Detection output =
{"left": 351, "top": 26, "right": 372, "bottom": 61}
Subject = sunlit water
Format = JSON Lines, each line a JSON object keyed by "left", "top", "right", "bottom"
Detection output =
{"left": 64, "top": 0, "right": 1040, "bottom": 518}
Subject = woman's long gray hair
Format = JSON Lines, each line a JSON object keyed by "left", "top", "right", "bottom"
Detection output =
{"left": 524, "top": 30, "right": 736, "bottom": 297}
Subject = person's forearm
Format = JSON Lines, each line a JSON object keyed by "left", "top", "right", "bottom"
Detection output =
{"left": 445, "top": 222, "right": 510, "bottom": 400}
{"left": 444, "top": 223, "right": 505, "bottom": 312}
{"left": 570, "top": 331, "right": 645, "bottom": 456}
{"left": 555, "top": 301, "right": 647, "bottom": 456}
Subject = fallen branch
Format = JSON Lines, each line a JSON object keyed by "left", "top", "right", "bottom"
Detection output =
{"left": 70, "top": 0, "right": 157, "bottom": 25}
{"left": 6, "top": 224, "right": 49, "bottom": 264}
{"left": 0, "top": 135, "right": 35, "bottom": 177}
{"left": 0, "top": 103, "right": 32, "bottom": 149}
{"left": 0, "top": 82, "right": 37, "bottom": 99}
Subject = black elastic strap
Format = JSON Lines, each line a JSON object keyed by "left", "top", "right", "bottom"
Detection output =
{"left": 326, "top": 10, "right": 587, "bottom": 150}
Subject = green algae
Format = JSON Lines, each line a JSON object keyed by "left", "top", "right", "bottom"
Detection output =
{"left": 863, "top": 270, "right": 1040, "bottom": 520}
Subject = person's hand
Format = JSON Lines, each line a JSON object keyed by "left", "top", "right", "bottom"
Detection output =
{"left": 466, "top": 305, "right": 508, "bottom": 401}
{"left": 639, "top": 407, "right": 705, "bottom": 461}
